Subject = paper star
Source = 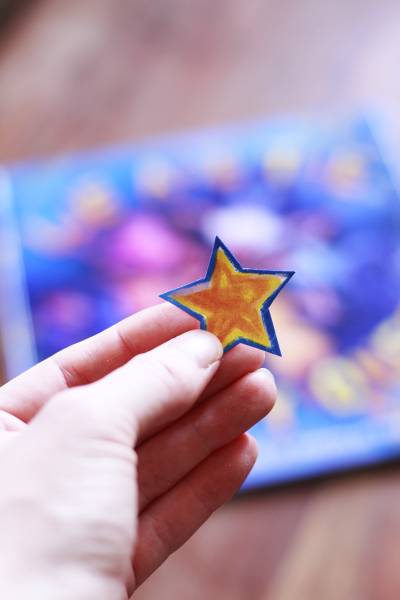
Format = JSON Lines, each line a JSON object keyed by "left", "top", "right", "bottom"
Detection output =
{"left": 160, "top": 237, "right": 294, "bottom": 355}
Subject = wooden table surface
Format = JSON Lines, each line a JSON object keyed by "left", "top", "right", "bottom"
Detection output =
{"left": 1, "top": 2, "right": 400, "bottom": 598}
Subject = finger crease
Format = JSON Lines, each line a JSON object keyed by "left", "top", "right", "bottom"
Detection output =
{"left": 187, "top": 480, "right": 215, "bottom": 518}
{"left": 114, "top": 326, "right": 137, "bottom": 359}
{"left": 190, "top": 417, "right": 213, "bottom": 456}
{"left": 145, "top": 509, "right": 175, "bottom": 553}
{"left": 53, "top": 357, "right": 90, "bottom": 387}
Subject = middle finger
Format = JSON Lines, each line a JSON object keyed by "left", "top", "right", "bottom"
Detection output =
{"left": 137, "top": 367, "right": 276, "bottom": 512}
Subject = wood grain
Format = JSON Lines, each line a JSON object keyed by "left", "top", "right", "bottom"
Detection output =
{"left": 1, "top": 1, "right": 400, "bottom": 598}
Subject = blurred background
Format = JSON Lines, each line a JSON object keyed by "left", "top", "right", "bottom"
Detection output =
{"left": 1, "top": 1, "right": 400, "bottom": 599}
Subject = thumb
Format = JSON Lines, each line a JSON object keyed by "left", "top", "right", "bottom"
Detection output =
{"left": 29, "top": 329, "right": 223, "bottom": 447}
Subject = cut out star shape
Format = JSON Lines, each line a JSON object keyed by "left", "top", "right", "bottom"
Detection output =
{"left": 160, "top": 237, "right": 294, "bottom": 355}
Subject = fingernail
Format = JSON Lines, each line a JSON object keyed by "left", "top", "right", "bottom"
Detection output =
{"left": 179, "top": 330, "right": 223, "bottom": 367}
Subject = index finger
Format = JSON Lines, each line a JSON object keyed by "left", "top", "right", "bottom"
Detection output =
{"left": 0, "top": 303, "right": 197, "bottom": 422}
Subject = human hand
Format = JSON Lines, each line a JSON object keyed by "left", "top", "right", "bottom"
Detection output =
{"left": 0, "top": 304, "right": 276, "bottom": 599}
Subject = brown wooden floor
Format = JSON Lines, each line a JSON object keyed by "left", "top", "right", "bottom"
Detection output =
{"left": 1, "top": 1, "right": 400, "bottom": 598}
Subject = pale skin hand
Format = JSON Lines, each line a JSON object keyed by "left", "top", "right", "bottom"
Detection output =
{"left": 0, "top": 304, "right": 276, "bottom": 599}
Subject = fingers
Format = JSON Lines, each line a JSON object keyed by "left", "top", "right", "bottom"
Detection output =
{"left": 54, "top": 302, "right": 197, "bottom": 386}
{"left": 134, "top": 434, "right": 257, "bottom": 587}
{"left": 30, "top": 330, "right": 223, "bottom": 447}
{"left": 0, "top": 303, "right": 197, "bottom": 422}
{"left": 137, "top": 368, "right": 276, "bottom": 511}
{"left": 0, "top": 301, "right": 265, "bottom": 426}
{"left": 199, "top": 344, "right": 265, "bottom": 402}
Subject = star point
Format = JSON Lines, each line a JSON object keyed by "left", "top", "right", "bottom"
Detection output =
{"left": 160, "top": 237, "right": 294, "bottom": 355}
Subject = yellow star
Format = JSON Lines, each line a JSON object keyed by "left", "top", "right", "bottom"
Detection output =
{"left": 160, "top": 238, "right": 294, "bottom": 354}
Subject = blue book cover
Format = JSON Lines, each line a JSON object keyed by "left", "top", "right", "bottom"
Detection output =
{"left": 0, "top": 116, "right": 399, "bottom": 488}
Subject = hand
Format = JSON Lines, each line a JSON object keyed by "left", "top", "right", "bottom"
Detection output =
{"left": 0, "top": 304, "right": 276, "bottom": 599}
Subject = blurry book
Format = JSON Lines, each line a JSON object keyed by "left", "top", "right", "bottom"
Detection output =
{"left": 0, "top": 116, "right": 399, "bottom": 488}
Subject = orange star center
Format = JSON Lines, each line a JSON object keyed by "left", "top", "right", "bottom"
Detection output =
{"left": 171, "top": 247, "right": 285, "bottom": 349}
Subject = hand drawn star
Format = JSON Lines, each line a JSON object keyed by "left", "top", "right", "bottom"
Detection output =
{"left": 160, "top": 237, "right": 294, "bottom": 355}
